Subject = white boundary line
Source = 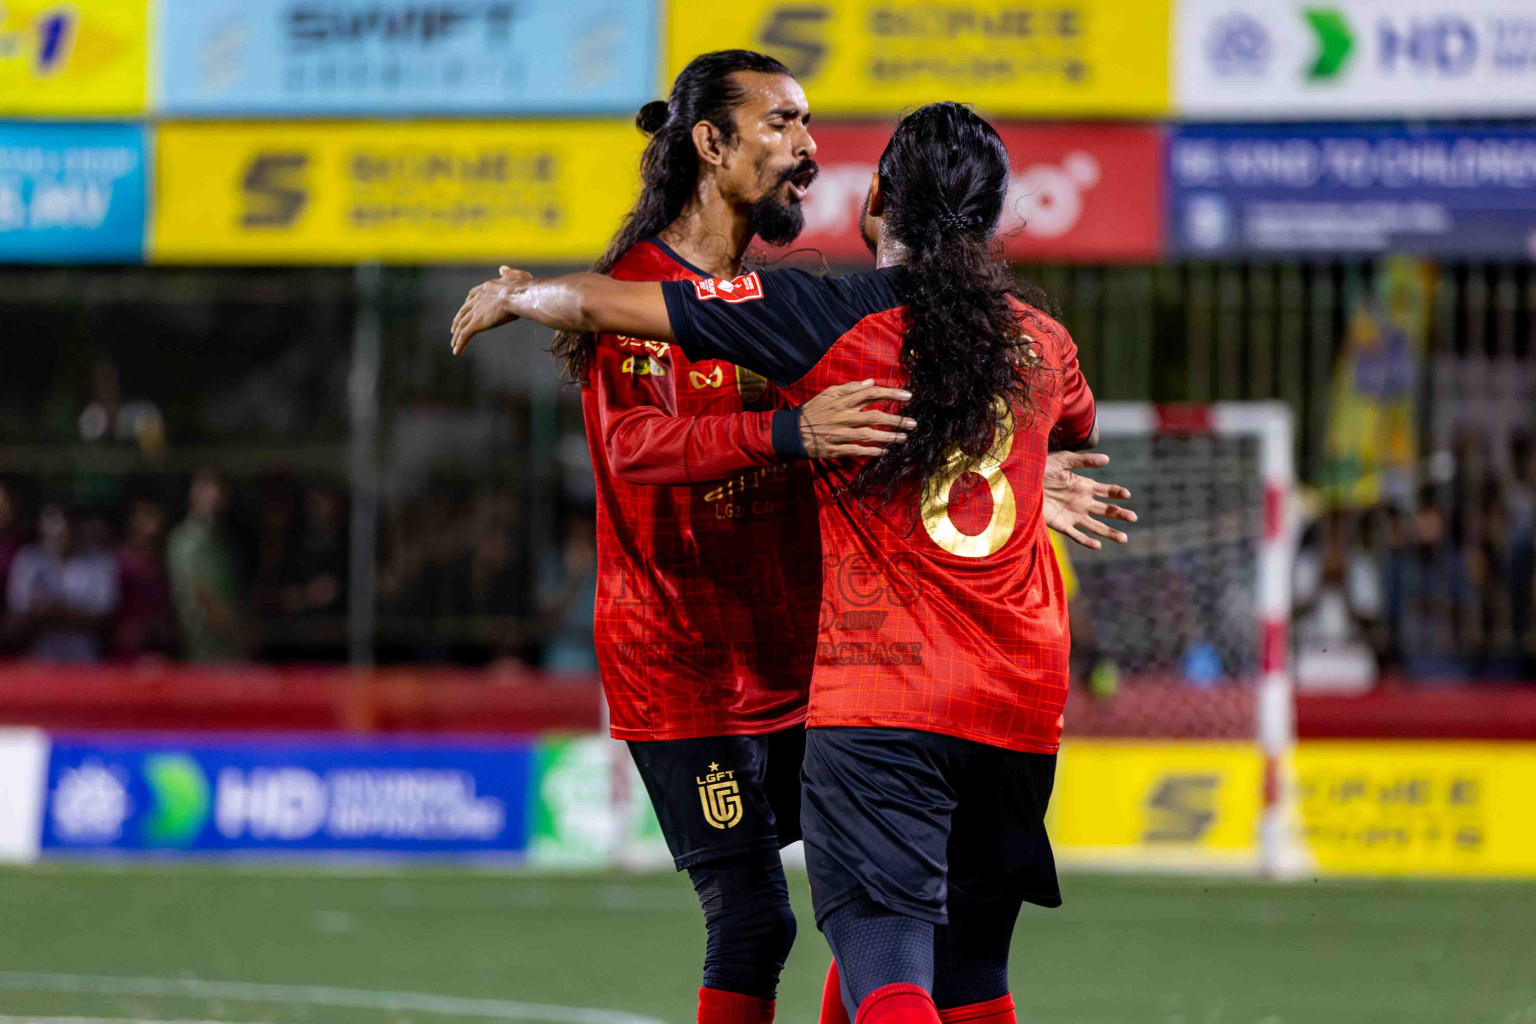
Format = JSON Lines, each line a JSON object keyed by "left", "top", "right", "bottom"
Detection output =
{"left": 0, "top": 974, "right": 668, "bottom": 1024}
{"left": 0, "top": 1016, "right": 254, "bottom": 1024}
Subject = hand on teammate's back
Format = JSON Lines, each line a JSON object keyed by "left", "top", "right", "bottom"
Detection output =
{"left": 1042, "top": 451, "right": 1137, "bottom": 550}
{"left": 798, "top": 380, "right": 917, "bottom": 459}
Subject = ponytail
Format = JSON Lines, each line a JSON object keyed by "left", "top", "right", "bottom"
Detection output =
{"left": 851, "top": 103, "right": 1042, "bottom": 508}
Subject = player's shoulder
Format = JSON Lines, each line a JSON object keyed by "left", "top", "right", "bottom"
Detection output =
{"left": 610, "top": 237, "right": 703, "bottom": 283}
{"left": 823, "top": 265, "right": 905, "bottom": 316}
{"left": 759, "top": 265, "right": 904, "bottom": 321}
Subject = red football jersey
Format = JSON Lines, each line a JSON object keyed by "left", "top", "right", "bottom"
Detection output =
{"left": 662, "top": 267, "right": 1097, "bottom": 753}
{"left": 585, "top": 241, "right": 821, "bottom": 741}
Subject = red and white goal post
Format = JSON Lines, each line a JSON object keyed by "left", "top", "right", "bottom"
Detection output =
{"left": 1051, "top": 401, "right": 1311, "bottom": 879}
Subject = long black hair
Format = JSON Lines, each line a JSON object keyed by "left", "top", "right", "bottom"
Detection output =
{"left": 851, "top": 102, "right": 1046, "bottom": 506}
{"left": 553, "top": 49, "right": 792, "bottom": 383}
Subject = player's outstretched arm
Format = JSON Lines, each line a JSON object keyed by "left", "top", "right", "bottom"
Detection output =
{"left": 452, "top": 268, "right": 917, "bottom": 465}
{"left": 451, "top": 268, "right": 670, "bottom": 355}
{"left": 1042, "top": 451, "right": 1136, "bottom": 550}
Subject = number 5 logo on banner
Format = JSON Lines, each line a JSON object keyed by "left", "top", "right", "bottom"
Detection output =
{"left": 758, "top": 6, "right": 831, "bottom": 79}
{"left": 241, "top": 153, "right": 310, "bottom": 228}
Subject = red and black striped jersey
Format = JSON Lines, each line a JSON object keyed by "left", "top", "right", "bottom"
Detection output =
{"left": 661, "top": 266, "right": 1096, "bottom": 753}
{"left": 585, "top": 241, "right": 820, "bottom": 741}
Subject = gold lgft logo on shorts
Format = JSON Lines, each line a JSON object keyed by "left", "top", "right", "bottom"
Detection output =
{"left": 697, "top": 762, "right": 743, "bottom": 829}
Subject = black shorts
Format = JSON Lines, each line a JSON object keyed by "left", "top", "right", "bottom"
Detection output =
{"left": 628, "top": 725, "right": 806, "bottom": 870}
{"left": 801, "top": 726, "right": 1061, "bottom": 926}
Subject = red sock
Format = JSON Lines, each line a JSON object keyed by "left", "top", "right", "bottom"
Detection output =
{"left": 698, "top": 987, "right": 774, "bottom": 1024}
{"left": 937, "top": 994, "right": 1015, "bottom": 1024}
{"left": 820, "top": 961, "right": 851, "bottom": 1024}
{"left": 854, "top": 983, "right": 940, "bottom": 1024}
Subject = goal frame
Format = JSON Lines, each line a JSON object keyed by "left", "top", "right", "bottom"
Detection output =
{"left": 1090, "top": 401, "right": 1304, "bottom": 879}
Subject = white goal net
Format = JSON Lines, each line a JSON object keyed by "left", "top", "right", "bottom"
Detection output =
{"left": 1058, "top": 402, "right": 1305, "bottom": 877}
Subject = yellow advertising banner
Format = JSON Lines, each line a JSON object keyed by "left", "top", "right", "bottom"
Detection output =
{"left": 152, "top": 122, "right": 646, "bottom": 264}
{"left": 1051, "top": 741, "right": 1264, "bottom": 869}
{"left": 1295, "top": 742, "right": 1536, "bottom": 877}
{"left": 1051, "top": 740, "right": 1536, "bottom": 877}
{"left": 665, "top": 0, "right": 1169, "bottom": 117}
{"left": 0, "top": 0, "right": 147, "bottom": 116}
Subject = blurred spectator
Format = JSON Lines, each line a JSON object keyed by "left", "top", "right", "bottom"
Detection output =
{"left": 5, "top": 504, "right": 120, "bottom": 661}
{"left": 262, "top": 484, "right": 349, "bottom": 662}
{"left": 378, "top": 489, "right": 446, "bottom": 622}
{"left": 1294, "top": 510, "right": 1383, "bottom": 692}
{"left": 0, "top": 481, "right": 23, "bottom": 604}
{"left": 448, "top": 488, "right": 528, "bottom": 617}
{"left": 537, "top": 512, "right": 597, "bottom": 677}
{"left": 1464, "top": 478, "right": 1512, "bottom": 666}
{"left": 1394, "top": 485, "right": 1470, "bottom": 678}
{"left": 112, "top": 496, "right": 177, "bottom": 659}
{"left": 280, "top": 485, "right": 348, "bottom": 620}
{"left": 252, "top": 477, "right": 295, "bottom": 624}
{"left": 1507, "top": 431, "right": 1536, "bottom": 655}
{"left": 167, "top": 470, "right": 247, "bottom": 661}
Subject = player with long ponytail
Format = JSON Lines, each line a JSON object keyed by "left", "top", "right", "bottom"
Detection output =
{"left": 850, "top": 102, "right": 1051, "bottom": 511}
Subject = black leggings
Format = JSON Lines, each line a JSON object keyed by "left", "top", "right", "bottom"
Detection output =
{"left": 823, "top": 887, "right": 1021, "bottom": 1015}
{"left": 687, "top": 847, "right": 798, "bottom": 1000}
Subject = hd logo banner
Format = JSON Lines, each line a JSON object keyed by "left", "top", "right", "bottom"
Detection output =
{"left": 40, "top": 736, "right": 535, "bottom": 854}
{"left": 0, "top": 0, "right": 148, "bottom": 115}
{"left": 151, "top": 120, "right": 645, "bottom": 263}
{"left": 666, "top": 0, "right": 1169, "bottom": 117}
{"left": 1177, "top": 0, "right": 1536, "bottom": 118}
{"left": 0, "top": 123, "right": 146, "bottom": 264}
{"left": 159, "top": 0, "right": 655, "bottom": 115}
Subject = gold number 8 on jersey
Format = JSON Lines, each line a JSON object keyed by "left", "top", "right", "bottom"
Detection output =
{"left": 920, "top": 405, "right": 1017, "bottom": 558}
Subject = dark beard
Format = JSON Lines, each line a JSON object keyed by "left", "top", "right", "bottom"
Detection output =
{"left": 748, "top": 190, "right": 805, "bottom": 246}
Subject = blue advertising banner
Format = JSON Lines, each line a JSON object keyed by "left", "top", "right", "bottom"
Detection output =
{"left": 0, "top": 123, "right": 145, "bottom": 264}
{"left": 1167, "top": 124, "right": 1536, "bottom": 258}
{"left": 159, "top": 1, "right": 655, "bottom": 115}
{"left": 40, "top": 735, "right": 534, "bottom": 855}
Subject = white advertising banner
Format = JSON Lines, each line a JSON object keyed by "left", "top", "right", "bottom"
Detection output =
{"left": 1177, "top": 0, "right": 1536, "bottom": 119}
{"left": 0, "top": 729, "right": 48, "bottom": 863}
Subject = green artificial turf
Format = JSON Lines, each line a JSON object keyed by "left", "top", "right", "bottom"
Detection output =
{"left": 0, "top": 865, "right": 1531, "bottom": 1024}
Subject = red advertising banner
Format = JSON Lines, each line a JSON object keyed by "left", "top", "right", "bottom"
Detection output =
{"left": 785, "top": 123, "right": 1163, "bottom": 264}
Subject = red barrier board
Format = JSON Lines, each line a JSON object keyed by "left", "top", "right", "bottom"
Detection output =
{"left": 781, "top": 123, "right": 1163, "bottom": 265}
{"left": 7, "top": 663, "right": 1533, "bottom": 741}
{"left": 1297, "top": 686, "right": 1536, "bottom": 741}
{"left": 0, "top": 662, "right": 603, "bottom": 735}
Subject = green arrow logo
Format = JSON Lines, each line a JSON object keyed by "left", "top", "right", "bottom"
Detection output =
{"left": 140, "top": 754, "right": 211, "bottom": 847}
{"left": 1305, "top": 8, "right": 1354, "bottom": 80}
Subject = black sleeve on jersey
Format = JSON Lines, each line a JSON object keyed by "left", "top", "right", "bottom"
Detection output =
{"left": 661, "top": 267, "right": 903, "bottom": 386}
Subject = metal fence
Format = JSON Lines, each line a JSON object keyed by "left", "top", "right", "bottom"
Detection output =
{"left": 3, "top": 260, "right": 1533, "bottom": 673}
